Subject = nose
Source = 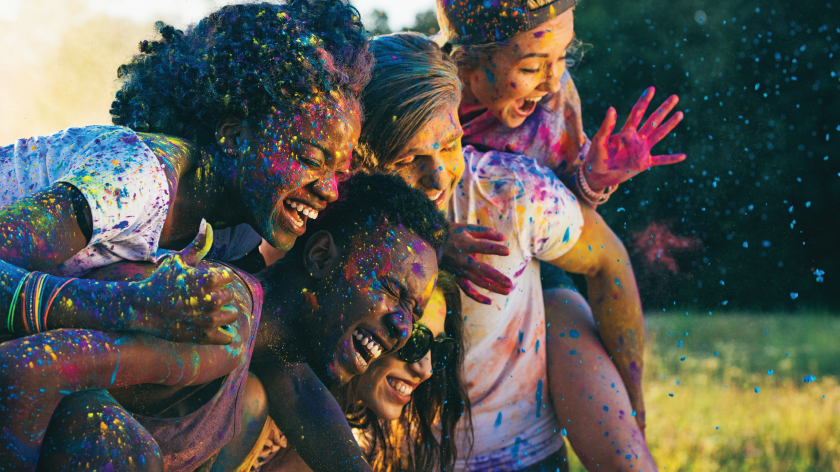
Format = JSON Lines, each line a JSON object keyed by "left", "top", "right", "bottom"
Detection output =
{"left": 311, "top": 170, "right": 339, "bottom": 204}
{"left": 540, "top": 61, "right": 564, "bottom": 94}
{"left": 408, "top": 350, "right": 434, "bottom": 382}
{"left": 386, "top": 311, "right": 413, "bottom": 350}
{"left": 419, "top": 154, "right": 450, "bottom": 193}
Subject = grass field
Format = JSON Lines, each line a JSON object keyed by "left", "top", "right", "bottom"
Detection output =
{"left": 566, "top": 313, "right": 840, "bottom": 472}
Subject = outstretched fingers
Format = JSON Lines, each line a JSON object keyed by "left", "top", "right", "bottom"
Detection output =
{"left": 621, "top": 86, "right": 655, "bottom": 132}
{"left": 650, "top": 153, "right": 687, "bottom": 167}
{"left": 639, "top": 94, "right": 680, "bottom": 137}
{"left": 646, "top": 111, "right": 685, "bottom": 145}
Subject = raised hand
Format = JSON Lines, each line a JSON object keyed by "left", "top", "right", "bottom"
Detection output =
{"left": 584, "top": 87, "right": 686, "bottom": 191}
{"left": 442, "top": 224, "right": 512, "bottom": 305}
{"left": 129, "top": 220, "right": 237, "bottom": 344}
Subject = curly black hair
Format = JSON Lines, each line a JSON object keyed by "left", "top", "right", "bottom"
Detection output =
{"left": 287, "top": 172, "right": 449, "bottom": 262}
{"left": 110, "top": 0, "right": 372, "bottom": 146}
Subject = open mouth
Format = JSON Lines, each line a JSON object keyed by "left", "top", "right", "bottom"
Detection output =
{"left": 282, "top": 199, "right": 319, "bottom": 235}
{"left": 351, "top": 328, "right": 386, "bottom": 371}
{"left": 429, "top": 190, "right": 447, "bottom": 209}
{"left": 387, "top": 376, "right": 416, "bottom": 401}
{"left": 513, "top": 96, "right": 542, "bottom": 117}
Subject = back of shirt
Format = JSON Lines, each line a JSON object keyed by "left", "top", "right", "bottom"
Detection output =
{"left": 450, "top": 147, "right": 583, "bottom": 470}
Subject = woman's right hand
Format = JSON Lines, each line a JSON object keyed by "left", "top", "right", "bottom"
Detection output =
{"left": 128, "top": 221, "right": 238, "bottom": 345}
{"left": 442, "top": 223, "right": 512, "bottom": 305}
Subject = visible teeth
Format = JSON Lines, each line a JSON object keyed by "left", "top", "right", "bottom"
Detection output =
{"left": 391, "top": 379, "right": 414, "bottom": 396}
{"left": 355, "top": 351, "right": 368, "bottom": 369}
{"left": 353, "top": 330, "right": 383, "bottom": 360}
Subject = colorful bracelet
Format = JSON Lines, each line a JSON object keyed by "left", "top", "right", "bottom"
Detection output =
{"left": 574, "top": 165, "right": 617, "bottom": 205}
{"left": 43, "top": 278, "right": 76, "bottom": 333}
{"left": 6, "top": 271, "right": 35, "bottom": 334}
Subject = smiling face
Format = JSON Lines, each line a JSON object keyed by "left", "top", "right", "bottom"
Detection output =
{"left": 383, "top": 106, "right": 465, "bottom": 212}
{"left": 353, "top": 287, "right": 447, "bottom": 420}
{"left": 313, "top": 226, "right": 439, "bottom": 386}
{"left": 230, "top": 97, "right": 360, "bottom": 250}
{"left": 461, "top": 10, "right": 575, "bottom": 129}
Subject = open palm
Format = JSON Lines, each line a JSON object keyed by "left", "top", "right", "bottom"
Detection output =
{"left": 584, "top": 87, "right": 686, "bottom": 191}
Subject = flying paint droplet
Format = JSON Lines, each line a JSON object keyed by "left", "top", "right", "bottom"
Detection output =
{"left": 569, "top": 330, "right": 579, "bottom": 338}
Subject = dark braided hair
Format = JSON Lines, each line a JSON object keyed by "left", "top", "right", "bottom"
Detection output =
{"left": 110, "top": 0, "right": 372, "bottom": 146}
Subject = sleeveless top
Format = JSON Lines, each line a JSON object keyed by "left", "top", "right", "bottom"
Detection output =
{"left": 133, "top": 265, "right": 263, "bottom": 472}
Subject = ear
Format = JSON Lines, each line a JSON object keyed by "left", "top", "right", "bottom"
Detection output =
{"left": 215, "top": 116, "right": 252, "bottom": 155}
{"left": 303, "top": 230, "right": 341, "bottom": 280}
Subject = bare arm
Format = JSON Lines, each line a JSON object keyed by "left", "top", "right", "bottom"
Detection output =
{"left": 0, "top": 324, "right": 248, "bottom": 470}
{"left": 0, "top": 222, "right": 237, "bottom": 344}
{"left": 545, "top": 204, "right": 646, "bottom": 430}
{"left": 250, "top": 361, "right": 373, "bottom": 472}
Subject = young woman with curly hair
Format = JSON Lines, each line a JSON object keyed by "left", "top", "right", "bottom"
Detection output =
{"left": 0, "top": 0, "right": 371, "bottom": 347}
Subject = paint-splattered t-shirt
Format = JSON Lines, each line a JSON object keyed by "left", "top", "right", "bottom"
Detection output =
{"left": 461, "top": 69, "right": 590, "bottom": 179}
{"left": 450, "top": 147, "right": 583, "bottom": 470}
{"left": 0, "top": 126, "right": 260, "bottom": 276}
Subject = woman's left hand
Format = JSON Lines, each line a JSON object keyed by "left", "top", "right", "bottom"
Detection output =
{"left": 583, "top": 87, "right": 686, "bottom": 191}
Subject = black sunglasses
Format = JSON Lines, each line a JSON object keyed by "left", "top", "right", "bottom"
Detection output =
{"left": 396, "top": 324, "right": 457, "bottom": 372}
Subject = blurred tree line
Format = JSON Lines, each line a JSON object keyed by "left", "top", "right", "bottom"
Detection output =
{"left": 370, "top": 0, "right": 839, "bottom": 312}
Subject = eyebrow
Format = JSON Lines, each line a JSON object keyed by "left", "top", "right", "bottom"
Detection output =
{"left": 301, "top": 138, "right": 334, "bottom": 158}
{"left": 518, "top": 32, "right": 577, "bottom": 60}
{"left": 403, "top": 131, "right": 464, "bottom": 156}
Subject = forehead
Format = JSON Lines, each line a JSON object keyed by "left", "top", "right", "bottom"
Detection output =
{"left": 267, "top": 96, "right": 361, "bottom": 139}
{"left": 509, "top": 11, "right": 574, "bottom": 52}
{"left": 404, "top": 106, "right": 462, "bottom": 151}
{"left": 344, "top": 225, "right": 437, "bottom": 284}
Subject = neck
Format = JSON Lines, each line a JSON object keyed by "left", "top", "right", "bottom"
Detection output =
{"left": 457, "top": 85, "right": 487, "bottom": 123}
{"left": 253, "top": 259, "right": 314, "bottom": 362}
{"left": 177, "top": 144, "right": 246, "bottom": 231}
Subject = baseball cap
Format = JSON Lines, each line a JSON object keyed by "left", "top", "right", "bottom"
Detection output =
{"left": 436, "top": 0, "right": 576, "bottom": 46}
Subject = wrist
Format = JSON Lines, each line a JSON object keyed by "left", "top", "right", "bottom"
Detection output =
{"left": 581, "top": 165, "right": 609, "bottom": 193}
{"left": 51, "top": 279, "right": 136, "bottom": 332}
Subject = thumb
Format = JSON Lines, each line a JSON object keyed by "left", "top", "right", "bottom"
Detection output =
{"left": 180, "top": 219, "right": 214, "bottom": 266}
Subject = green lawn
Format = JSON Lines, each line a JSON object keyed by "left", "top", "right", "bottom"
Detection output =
{"left": 566, "top": 313, "right": 840, "bottom": 472}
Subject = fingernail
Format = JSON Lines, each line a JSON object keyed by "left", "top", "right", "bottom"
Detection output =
{"left": 199, "top": 218, "right": 207, "bottom": 235}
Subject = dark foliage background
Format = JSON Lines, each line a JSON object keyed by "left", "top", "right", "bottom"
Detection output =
{"left": 376, "top": 0, "right": 839, "bottom": 312}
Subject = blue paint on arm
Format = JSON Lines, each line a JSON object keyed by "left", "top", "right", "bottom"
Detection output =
{"left": 535, "top": 380, "right": 543, "bottom": 418}
{"left": 110, "top": 351, "right": 120, "bottom": 386}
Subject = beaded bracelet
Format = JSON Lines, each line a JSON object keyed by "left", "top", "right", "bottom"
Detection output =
{"left": 574, "top": 165, "right": 618, "bottom": 205}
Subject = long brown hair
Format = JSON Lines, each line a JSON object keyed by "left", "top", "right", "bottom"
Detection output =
{"left": 343, "top": 272, "right": 472, "bottom": 471}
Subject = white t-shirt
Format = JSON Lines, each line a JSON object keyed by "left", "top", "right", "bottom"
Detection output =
{"left": 450, "top": 146, "right": 584, "bottom": 471}
{"left": 0, "top": 126, "right": 261, "bottom": 276}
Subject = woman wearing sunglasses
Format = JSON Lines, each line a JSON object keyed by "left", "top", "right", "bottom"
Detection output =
{"left": 244, "top": 273, "right": 471, "bottom": 472}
